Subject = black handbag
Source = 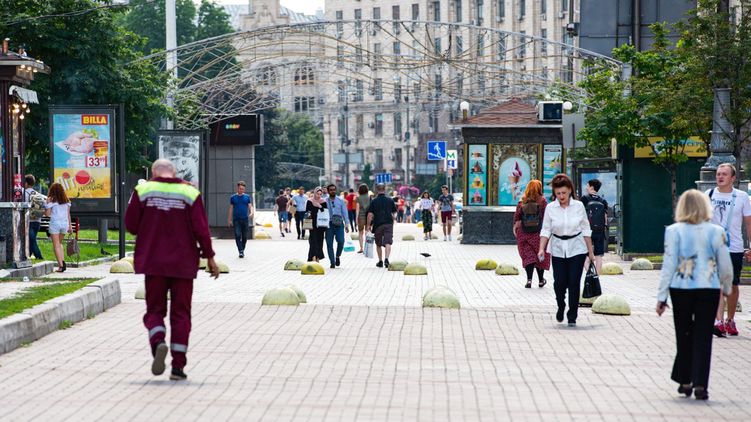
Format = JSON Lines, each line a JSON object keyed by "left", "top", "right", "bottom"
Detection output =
{"left": 582, "top": 263, "right": 602, "bottom": 298}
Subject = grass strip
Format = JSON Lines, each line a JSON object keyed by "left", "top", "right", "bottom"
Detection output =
{"left": 75, "top": 229, "right": 136, "bottom": 242}
{"left": 33, "top": 240, "right": 133, "bottom": 263}
{"left": 0, "top": 280, "right": 95, "bottom": 319}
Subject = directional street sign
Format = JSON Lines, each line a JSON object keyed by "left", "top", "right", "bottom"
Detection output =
{"left": 446, "top": 149, "right": 458, "bottom": 170}
{"left": 375, "top": 173, "right": 393, "bottom": 184}
{"left": 427, "top": 140, "right": 447, "bottom": 161}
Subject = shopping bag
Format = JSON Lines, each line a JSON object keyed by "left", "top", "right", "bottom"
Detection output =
{"left": 364, "top": 233, "right": 375, "bottom": 258}
{"left": 66, "top": 235, "right": 80, "bottom": 257}
{"left": 582, "top": 263, "right": 602, "bottom": 298}
{"left": 302, "top": 217, "right": 314, "bottom": 230}
{"left": 316, "top": 210, "right": 330, "bottom": 228}
{"left": 343, "top": 239, "right": 356, "bottom": 252}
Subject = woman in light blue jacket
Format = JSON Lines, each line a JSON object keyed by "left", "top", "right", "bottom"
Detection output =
{"left": 657, "top": 189, "right": 733, "bottom": 401}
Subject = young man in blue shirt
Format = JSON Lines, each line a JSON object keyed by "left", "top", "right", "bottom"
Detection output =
{"left": 227, "top": 181, "right": 254, "bottom": 258}
{"left": 325, "top": 184, "right": 350, "bottom": 269}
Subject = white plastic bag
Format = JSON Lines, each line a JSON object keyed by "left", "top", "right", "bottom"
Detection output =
{"left": 343, "top": 239, "right": 355, "bottom": 252}
{"left": 364, "top": 233, "right": 375, "bottom": 258}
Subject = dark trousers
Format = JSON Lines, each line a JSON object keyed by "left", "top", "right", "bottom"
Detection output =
{"left": 670, "top": 288, "right": 720, "bottom": 388}
{"left": 233, "top": 218, "right": 248, "bottom": 252}
{"left": 28, "top": 221, "right": 43, "bottom": 259}
{"left": 143, "top": 275, "right": 193, "bottom": 369}
{"left": 348, "top": 210, "right": 357, "bottom": 231}
{"left": 308, "top": 227, "right": 326, "bottom": 261}
{"left": 326, "top": 225, "right": 345, "bottom": 264}
{"left": 295, "top": 211, "right": 307, "bottom": 238}
{"left": 551, "top": 254, "right": 587, "bottom": 323}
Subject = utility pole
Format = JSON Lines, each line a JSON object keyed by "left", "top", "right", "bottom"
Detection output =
{"left": 405, "top": 95, "right": 410, "bottom": 187}
{"left": 165, "top": 0, "right": 177, "bottom": 130}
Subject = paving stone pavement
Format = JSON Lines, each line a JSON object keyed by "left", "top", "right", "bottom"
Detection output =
{"left": 2, "top": 212, "right": 751, "bottom": 421}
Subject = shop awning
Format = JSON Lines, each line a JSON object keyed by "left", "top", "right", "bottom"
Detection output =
{"left": 9, "top": 85, "right": 39, "bottom": 104}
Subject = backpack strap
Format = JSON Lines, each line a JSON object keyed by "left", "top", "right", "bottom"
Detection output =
{"left": 709, "top": 188, "right": 714, "bottom": 199}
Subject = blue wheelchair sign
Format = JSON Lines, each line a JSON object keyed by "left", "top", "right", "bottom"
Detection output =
{"left": 427, "top": 141, "right": 447, "bottom": 161}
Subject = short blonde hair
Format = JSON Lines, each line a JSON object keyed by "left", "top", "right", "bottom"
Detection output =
{"left": 674, "top": 189, "right": 713, "bottom": 224}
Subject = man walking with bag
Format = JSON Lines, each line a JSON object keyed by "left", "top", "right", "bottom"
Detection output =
{"left": 126, "top": 159, "right": 220, "bottom": 381}
{"left": 325, "top": 184, "right": 350, "bottom": 269}
{"left": 366, "top": 183, "right": 398, "bottom": 268}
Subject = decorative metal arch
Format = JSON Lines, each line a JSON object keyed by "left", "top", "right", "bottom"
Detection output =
{"left": 133, "top": 20, "right": 622, "bottom": 130}
{"left": 276, "top": 162, "right": 325, "bottom": 184}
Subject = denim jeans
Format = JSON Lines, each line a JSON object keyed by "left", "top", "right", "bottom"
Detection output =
{"left": 28, "top": 221, "right": 43, "bottom": 259}
{"left": 233, "top": 218, "right": 249, "bottom": 253}
{"left": 325, "top": 224, "right": 345, "bottom": 265}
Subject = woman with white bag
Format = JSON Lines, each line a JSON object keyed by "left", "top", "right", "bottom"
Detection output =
{"left": 306, "top": 187, "right": 328, "bottom": 262}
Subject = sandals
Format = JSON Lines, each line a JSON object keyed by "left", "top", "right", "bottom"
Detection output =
{"left": 525, "top": 281, "right": 532, "bottom": 288}
{"left": 539, "top": 278, "right": 547, "bottom": 288}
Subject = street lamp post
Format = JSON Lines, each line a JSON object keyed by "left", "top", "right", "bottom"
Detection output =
{"left": 405, "top": 95, "right": 411, "bottom": 187}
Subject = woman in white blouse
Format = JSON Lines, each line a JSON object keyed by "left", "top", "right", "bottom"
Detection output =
{"left": 538, "top": 174, "right": 596, "bottom": 326}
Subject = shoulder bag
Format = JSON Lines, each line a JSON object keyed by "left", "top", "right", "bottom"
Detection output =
{"left": 302, "top": 211, "right": 314, "bottom": 230}
{"left": 582, "top": 263, "right": 602, "bottom": 299}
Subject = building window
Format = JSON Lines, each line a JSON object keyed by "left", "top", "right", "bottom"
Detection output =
{"left": 355, "top": 79, "right": 364, "bottom": 102}
{"left": 392, "top": 5, "right": 400, "bottom": 33}
{"left": 434, "top": 37, "right": 442, "bottom": 56}
{"left": 393, "top": 113, "right": 402, "bottom": 137}
{"left": 433, "top": 1, "right": 441, "bottom": 21}
{"left": 430, "top": 110, "right": 439, "bottom": 133}
{"left": 335, "top": 10, "right": 343, "bottom": 35}
{"left": 294, "top": 66, "right": 314, "bottom": 85}
{"left": 356, "top": 46, "right": 363, "bottom": 66}
{"left": 294, "top": 96, "right": 316, "bottom": 112}
{"left": 257, "top": 66, "right": 276, "bottom": 85}
{"left": 498, "top": 36, "right": 506, "bottom": 60}
{"left": 373, "top": 43, "right": 381, "bottom": 69}
{"left": 541, "top": 0, "right": 546, "bottom": 15}
{"left": 356, "top": 114, "right": 364, "bottom": 138}
{"left": 476, "top": 33, "right": 485, "bottom": 56}
{"left": 375, "top": 114, "right": 384, "bottom": 137}
{"left": 498, "top": 0, "right": 505, "bottom": 18}
{"left": 374, "top": 78, "right": 383, "bottom": 100}
{"left": 336, "top": 45, "right": 344, "bottom": 68}
{"left": 476, "top": 0, "right": 483, "bottom": 22}
{"left": 373, "top": 7, "right": 380, "bottom": 21}
{"left": 354, "top": 9, "right": 362, "bottom": 36}
{"left": 412, "top": 3, "right": 419, "bottom": 20}
{"left": 477, "top": 72, "right": 485, "bottom": 92}
{"left": 561, "top": 0, "right": 568, "bottom": 13}
{"left": 393, "top": 41, "right": 401, "bottom": 67}
{"left": 395, "top": 148, "right": 403, "bottom": 168}
{"left": 457, "top": 74, "right": 463, "bottom": 95}
{"left": 541, "top": 28, "right": 547, "bottom": 54}
{"left": 375, "top": 148, "right": 384, "bottom": 169}
{"left": 338, "top": 80, "right": 346, "bottom": 103}
{"left": 435, "top": 73, "right": 442, "bottom": 94}
{"left": 455, "top": 0, "right": 462, "bottom": 22}
{"left": 456, "top": 35, "right": 463, "bottom": 56}
{"left": 413, "top": 82, "right": 421, "bottom": 101}
{"left": 519, "top": 0, "right": 525, "bottom": 17}
{"left": 519, "top": 31, "right": 526, "bottom": 57}
{"left": 395, "top": 83, "right": 402, "bottom": 103}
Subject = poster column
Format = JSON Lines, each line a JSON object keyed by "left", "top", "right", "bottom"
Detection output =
{"left": 542, "top": 145, "right": 563, "bottom": 199}
{"left": 466, "top": 145, "right": 487, "bottom": 205}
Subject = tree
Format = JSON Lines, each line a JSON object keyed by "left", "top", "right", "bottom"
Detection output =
{"left": 0, "top": 0, "right": 170, "bottom": 177}
{"left": 675, "top": 0, "right": 751, "bottom": 165}
{"left": 121, "top": 0, "right": 197, "bottom": 54}
{"left": 580, "top": 23, "right": 696, "bottom": 207}
{"left": 361, "top": 163, "right": 373, "bottom": 188}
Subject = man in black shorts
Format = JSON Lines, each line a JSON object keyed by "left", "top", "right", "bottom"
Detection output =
{"left": 581, "top": 179, "right": 608, "bottom": 275}
{"left": 366, "top": 183, "right": 397, "bottom": 268}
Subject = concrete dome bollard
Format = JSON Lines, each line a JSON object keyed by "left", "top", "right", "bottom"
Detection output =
{"left": 261, "top": 287, "right": 300, "bottom": 306}
{"left": 475, "top": 259, "right": 498, "bottom": 271}
{"left": 592, "top": 294, "right": 631, "bottom": 316}
{"left": 578, "top": 294, "right": 598, "bottom": 307}
{"left": 301, "top": 262, "right": 325, "bottom": 275}
{"left": 422, "top": 285, "right": 456, "bottom": 300}
{"left": 404, "top": 263, "right": 428, "bottom": 275}
{"left": 601, "top": 262, "right": 624, "bottom": 275}
{"left": 422, "top": 287, "right": 460, "bottom": 309}
{"left": 402, "top": 234, "right": 415, "bottom": 241}
{"left": 350, "top": 233, "right": 359, "bottom": 240}
{"left": 121, "top": 256, "right": 134, "bottom": 266}
{"left": 198, "top": 258, "right": 208, "bottom": 269}
{"left": 284, "top": 259, "right": 305, "bottom": 271}
{"left": 387, "top": 260, "right": 409, "bottom": 271}
{"left": 263, "top": 222, "right": 274, "bottom": 228}
{"left": 495, "top": 263, "right": 520, "bottom": 275}
{"left": 630, "top": 258, "right": 654, "bottom": 270}
{"left": 135, "top": 283, "right": 170, "bottom": 300}
{"left": 110, "top": 260, "right": 134, "bottom": 274}
{"left": 286, "top": 285, "right": 307, "bottom": 304}
{"left": 255, "top": 231, "right": 272, "bottom": 240}
{"left": 205, "top": 261, "right": 230, "bottom": 273}
{"left": 417, "top": 221, "right": 424, "bottom": 228}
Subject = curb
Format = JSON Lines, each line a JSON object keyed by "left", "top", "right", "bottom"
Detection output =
{"left": 0, "top": 278, "right": 121, "bottom": 355}
{"left": 67, "top": 252, "right": 134, "bottom": 268}
{"left": 6, "top": 262, "right": 55, "bottom": 278}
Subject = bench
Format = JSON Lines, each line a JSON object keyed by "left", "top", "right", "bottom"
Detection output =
{"left": 39, "top": 216, "right": 80, "bottom": 239}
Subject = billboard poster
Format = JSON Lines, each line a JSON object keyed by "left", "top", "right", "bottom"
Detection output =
{"left": 50, "top": 107, "right": 116, "bottom": 213}
{"left": 467, "top": 144, "right": 487, "bottom": 206}
{"left": 158, "top": 131, "right": 202, "bottom": 187}
{"left": 542, "top": 145, "right": 563, "bottom": 198}
{"left": 493, "top": 144, "right": 538, "bottom": 206}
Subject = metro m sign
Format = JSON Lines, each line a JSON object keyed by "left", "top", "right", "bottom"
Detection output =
{"left": 82, "top": 115, "right": 109, "bottom": 125}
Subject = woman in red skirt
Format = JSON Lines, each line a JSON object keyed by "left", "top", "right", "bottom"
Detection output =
{"left": 513, "top": 180, "right": 550, "bottom": 288}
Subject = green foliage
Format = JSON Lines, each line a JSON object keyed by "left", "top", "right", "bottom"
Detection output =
{"left": 121, "top": 0, "right": 197, "bottom": 54}
{"left": 580, "top": 23, "right": 698, "bottom": 205}
{"left": 361, "top": 163, "right": 373, "bottom": 187}
{"left": 0, "top": 0, "right": 170, "bottom": 177}
{"left": 0, "top": 280, "right": 95, "bottom": 319}
{"left": 676, "top": 0, "right": 751, "bottom": 159}
{"left": 34, "top": 239, "right": 133, "bottom": 263}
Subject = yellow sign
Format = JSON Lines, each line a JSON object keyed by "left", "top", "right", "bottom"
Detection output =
{"left": 634, "top": 137, "right": 707, "bottom": 158}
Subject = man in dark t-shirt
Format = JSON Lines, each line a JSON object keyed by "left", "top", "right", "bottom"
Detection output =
{"left": 580, "top": 178, "right": 609, "bottom": 274}
{"left": 366, "top": 183, "right": 397, "bottom": 268}
{"left": 274, "top": 189, "right": 289, "bottom": 237}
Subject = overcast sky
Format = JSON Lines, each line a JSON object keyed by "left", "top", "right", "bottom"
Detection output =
{"left": 212, "top": 0, "right": 325, "bottom": 16}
